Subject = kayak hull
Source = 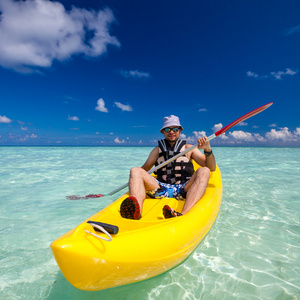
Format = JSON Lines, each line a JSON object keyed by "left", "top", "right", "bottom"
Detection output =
{"left": 51, "top": 164, "right": 222, "bottom": 291}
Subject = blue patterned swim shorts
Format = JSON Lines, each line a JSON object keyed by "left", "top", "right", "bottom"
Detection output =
{"left": 146, "top": 178, "right": 187, "bottom": 200}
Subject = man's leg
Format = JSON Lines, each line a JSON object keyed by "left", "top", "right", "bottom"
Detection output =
{"left": 120, "top": 167, "right": 160, "bottom": 219}
{"left": 181, "top": 167, "right": 210, "bottom": 214}
{"left": 129, "top": 167, "right": 160, "bottom": 210}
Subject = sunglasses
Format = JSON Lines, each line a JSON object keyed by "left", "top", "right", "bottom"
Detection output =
{"left": 164, "top": 127, "right": 181, "bottom": 133}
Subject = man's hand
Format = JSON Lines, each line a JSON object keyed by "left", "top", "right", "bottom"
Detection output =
{"left": 197, "top": 136, "right": 211, "bottom": 152}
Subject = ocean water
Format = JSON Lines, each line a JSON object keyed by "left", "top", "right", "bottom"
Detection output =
{"left": 0, "top": 146, "right": 299, "bottom": 300}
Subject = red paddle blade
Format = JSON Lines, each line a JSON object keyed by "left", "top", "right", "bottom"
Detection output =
{"left": 215, "top": 102, "right": 273, "bottom": 137}
{"left": 66, "top": 194, "right": 104, "bottom": 200}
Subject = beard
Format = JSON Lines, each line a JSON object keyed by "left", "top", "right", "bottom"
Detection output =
{"left": 165, "top": 135, "right": 179, "bottom": 144}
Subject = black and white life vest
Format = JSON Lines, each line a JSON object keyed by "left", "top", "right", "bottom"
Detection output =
{"left": 155, "top": 139, "right": 195, "bottom": 184}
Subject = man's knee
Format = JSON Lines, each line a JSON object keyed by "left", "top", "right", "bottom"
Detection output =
{"left": 195, "top": 167, "right": 210, "bottom": 178}
{"left": 130, "top": 167, "right": 146, "bottom": 178}
{"left": 130, "top": 167, "right": 141, "bottom": 174}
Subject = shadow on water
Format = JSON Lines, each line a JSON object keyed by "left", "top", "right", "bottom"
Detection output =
{"left": 46, "top": 269, "right": 174, "bottom": 300}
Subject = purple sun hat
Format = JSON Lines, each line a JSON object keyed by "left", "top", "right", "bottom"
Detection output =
{"left": 160, "top": 115, "right": 183, "bottom": 132}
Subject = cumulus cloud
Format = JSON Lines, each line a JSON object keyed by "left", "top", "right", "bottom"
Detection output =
{"left": 247, "top": 71, "right": 259, "bottom": 78}
{"left": 114, "top": 102, "right": 133, "bottom": 112}
{"left": 212, "top": 123, "right": 223, "bottom": 132}
{"left": 247, "top": 68, "right": 298, "bottom": 80}
{"left": 8, "top": 132, "right": 38, "bottom": 142}
{"left": 0, "top": 0, "right": 120, "bottom": 73}
{"left": 67, "top": 115, "right": 79, "bottom": 121}
{"left": 192, "top": 131, "right": 206, "bottom": 138}
{"left": 253, "top": 133, "right": 266, "bottom": 142}
{"left": 270, "top": 68, "right": 297, "bottom": 80}
{"left": 186, "top": 131, "right": 206, "bottom": 143}
{"left": 199, "top": 108, "right": 207, "bottom": 112}
{"left": 120, "top": 70, "right": 150, "bottom": 79}
{"left": 229, "top": 130, "right": 255, "bottom": 142}
{"left": 228, "top": 128, "right": 300, "bottom": 144}
{"left": 19, "top": 133, "right": 38, "bottom": 141}
{"left": 265, "top": 127, "right": 299, "bottom": 142}
{"left": 0, "top": 115, "right": 12, "bottom": 123}
{"left": 114, "top": 137, "right": 125, "bottom": 144}
{"left": 183, "top": 126, "right": 300, "bottom": 146}
{"left": 95, "top": 98, "right": 108, "bottom": 112}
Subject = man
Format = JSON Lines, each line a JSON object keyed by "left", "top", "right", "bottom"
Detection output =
{"left": 120, "top": 115, "right": 216, "bottom": 219}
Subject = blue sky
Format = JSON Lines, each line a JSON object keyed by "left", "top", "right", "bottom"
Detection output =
{"left": 0, "top": 0, "right": 299, "bottom": 146}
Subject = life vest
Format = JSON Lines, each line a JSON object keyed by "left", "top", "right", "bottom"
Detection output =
{"left": 155, "top": 139, "right": 195, "bottom": 184}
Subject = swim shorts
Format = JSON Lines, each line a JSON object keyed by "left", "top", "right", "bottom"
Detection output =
{"left": 146, "top": 179, "right": 187, "bottom": 200}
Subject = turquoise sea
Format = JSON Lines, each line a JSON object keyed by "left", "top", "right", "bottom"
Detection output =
{"left": 0, "top": 147, "right": 299, "bottom": 299}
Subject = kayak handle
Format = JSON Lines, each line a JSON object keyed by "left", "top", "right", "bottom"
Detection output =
{"left": 85, "top": 223, "right": 113, "bottom": 242}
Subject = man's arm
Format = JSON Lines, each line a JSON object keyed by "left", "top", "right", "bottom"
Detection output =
{"left": 190, "top": 137, "right": 216, "bottom": 172}
{"left": 141, "top": 147, "right": 159, "bottom": 172}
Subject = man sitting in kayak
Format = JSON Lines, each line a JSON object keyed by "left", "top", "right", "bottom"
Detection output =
{"left": 120, "top": 115, "right": 216, "bottom": 219}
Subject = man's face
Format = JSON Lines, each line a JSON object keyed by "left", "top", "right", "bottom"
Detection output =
{"left": 162, "top": 126, "right": 182, "bottom": 143}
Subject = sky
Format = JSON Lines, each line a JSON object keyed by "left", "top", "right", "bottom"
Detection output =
{"left": 0, "top": 0, "right": 299, "bottom": 146}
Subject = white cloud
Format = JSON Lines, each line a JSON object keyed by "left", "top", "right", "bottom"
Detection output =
{"left": 192, "top": 131, "right": 206, "bottom": 138}
{"left": 247, "top": 68, "right": 298, "bottom": 80}
{"left": 114, "top": 137, "right": 125, "bottom": 144}
{"left": 183, "top": 127, "right": 300, "bottom": 146}
{"left": 218, "top": 133, "right": 229, "bottom": 140}
{"left": 0, "top": 115, "right": 12, "bottom": 123}
{"left": 199, "top": 108, "right": 207, "bottom": 112}
{"left": 120, "top": 70, "right": 150, "bottom": 79}
{"left": 114, "top": 102, "right": 133, "bottom": 112}
{"left": 8, "top": 133, "right": 38, "bottom": 142}
{"left": 186, "top": 131, "right": 207, "bottom": 143}
{"left": 67, "top": 115, "right": 79, "bottom": 121}
{"left": 229, "top": 130, "right": 255, "bottom": 142}
{"left": 212, "top": 123, "right": 223, "bottom": 132}
{"left": 265, "top": 127, "right": 297, "bottom": 142}
{"left": 247, "top": 71, "right": 259, "bottom": 78}
{"left": 238, "top": 122, "right": 248, "bottom": 126}
{"left": 180, "top": 133, "right": 186, "bottom": 139}
{"left": 95, "top": 98, "right": 108, "bottom": 112}
{"left": 269, "top": 123, "right": 277, "bottom": 128}
{"left": 271, "top": 68, "right": 298, "bottom": 80}
{"left": 0, "top": 0, "right": 120, "bottom": 73}
{"left": 253, "top": 133, "right": 266, "bottom": 142}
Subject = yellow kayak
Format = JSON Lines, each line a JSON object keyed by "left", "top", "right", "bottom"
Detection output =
{"left": 51, "top": 162, "right": 222, "bottom": 291}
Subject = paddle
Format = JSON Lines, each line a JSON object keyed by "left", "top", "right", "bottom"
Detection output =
{"left": 67, "top": 102, "right": 273, "bottom": 200}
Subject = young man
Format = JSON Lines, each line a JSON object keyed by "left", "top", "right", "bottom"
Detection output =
{"left": 120, "top": 115, "right": 216, "bottom": 219}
